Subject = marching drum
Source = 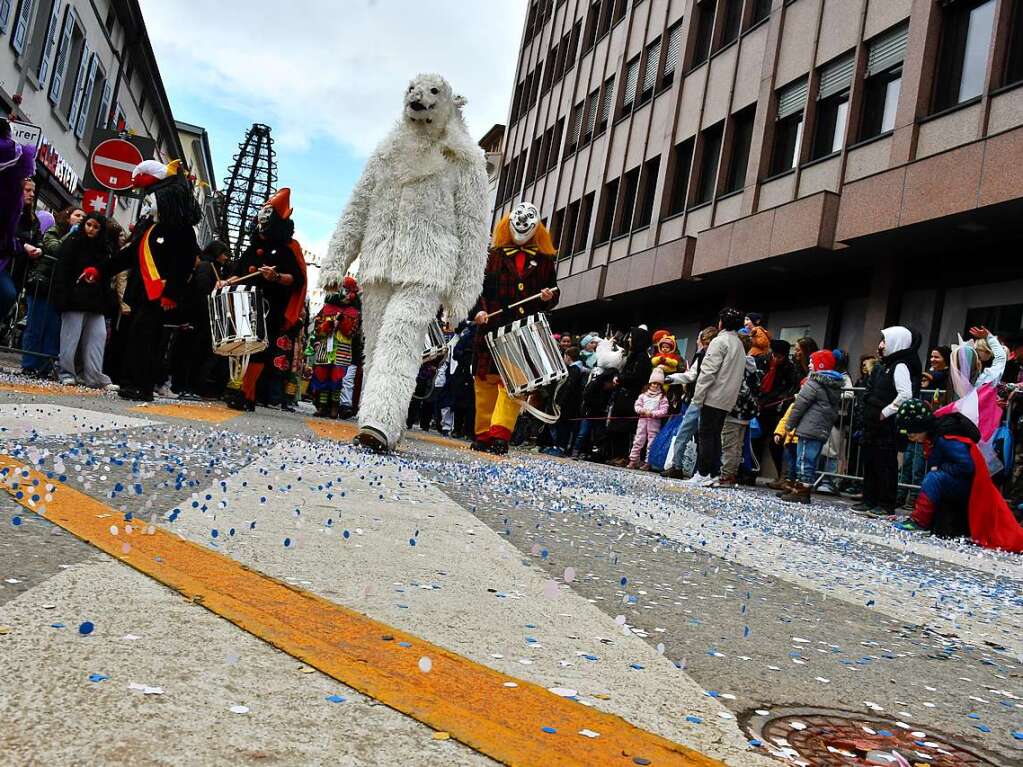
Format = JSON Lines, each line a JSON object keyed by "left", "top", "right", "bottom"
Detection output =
{"left": 486, "top": 313, "right": 567, "bottom": 424}
{"left": 422, "top": 318, "right": 448, "bottom": 363}
{"left": 209, "top": 285, "right": 268, "bottom": 380}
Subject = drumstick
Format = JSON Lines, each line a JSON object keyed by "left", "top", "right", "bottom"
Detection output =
{"left": 486, "top": 286, "right": 560, "bottom": 321}
{"left": 223, "top": 270, "right": 263, "bottom": 286}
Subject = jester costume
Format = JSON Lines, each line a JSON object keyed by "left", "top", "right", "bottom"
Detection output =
{"left": 227, "top": 188, "right": 308, "bottom": 411}
{"left": 472, "top": 202, "right": 558, "bottom": 454}
{"left": 309, "top": 287, "right": 359, "bottom": 418}
{"left": 109, "top": 160, "right": 201, "bottom": 402}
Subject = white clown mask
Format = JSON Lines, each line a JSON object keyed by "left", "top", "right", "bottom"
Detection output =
{"left": 509, "top": 202, "right": 540, "bottom": 245}
{"left": 257, "top": 203, "right": 273, "bottom": 233}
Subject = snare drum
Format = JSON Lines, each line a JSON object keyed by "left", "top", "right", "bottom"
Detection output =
{"left": 486, "top": 313, "right": 567, "bottom": 423}
{"left": 209, "top": 285, "right": 268, "bottom": 357}
{"left": 422, "top": 318, "right": 447, "bottom": 363}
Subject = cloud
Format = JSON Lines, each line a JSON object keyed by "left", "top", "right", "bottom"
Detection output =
{"left": 140, "top": 0, "right": 524, "bottom": 157}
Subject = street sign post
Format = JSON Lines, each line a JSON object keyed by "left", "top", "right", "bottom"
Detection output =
{"left": 10, "top": 120, "right": 42, "bottom": 149}
{"left": 89, "top": 138, "right": 144, "bottom": 192}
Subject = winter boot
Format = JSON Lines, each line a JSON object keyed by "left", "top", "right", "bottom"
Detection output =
{"left": 780, "top": 483, "right": 811, "bottom": 504}
{"left": 775, "top": 479, "right": 797, "bottom": 497}
{"left": 489, "top": 439, "right": 509, "bottom": 456}
{"left": 767, "top": 477, "right": 790, "bottom": 491}
{"left": 627, "top": 460, "right": 641, "bottom": 470}
{"left": 353, "top": 425, "right": 389, "bottom": 454}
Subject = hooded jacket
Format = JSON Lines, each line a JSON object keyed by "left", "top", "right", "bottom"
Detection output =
{"left": 786, "top": 370, "right": 844, "bottom": 441}
{"left": 864, "top": 326, "right": 922, "bottom": 423}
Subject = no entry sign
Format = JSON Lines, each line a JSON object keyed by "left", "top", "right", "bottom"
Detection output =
{"left": 90, "top": 138, "right": 143, "bottom": 191}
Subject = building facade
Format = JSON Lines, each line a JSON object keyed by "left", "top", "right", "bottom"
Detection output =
{"left": 479, "top": 123, "right": 506, "bottom": 222}
{"left": 496, "top": 0, "right": 1023, "bottom": 358}
{"left": 175, "top": 119, "right": 219, "bottom": 247}
{"left": 0, "top": 0, "right": 180, "bottom": 227}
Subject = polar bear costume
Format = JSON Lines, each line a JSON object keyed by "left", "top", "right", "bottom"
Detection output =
{"left": 321, "top": 74, "right": 489, "bottom": 451}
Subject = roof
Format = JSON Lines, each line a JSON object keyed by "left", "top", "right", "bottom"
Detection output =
{"left": 175, "top": 119, "right": 217, "bottom": 193}
{"left": 478, "top": 124, "right": 506, "bottom": 152}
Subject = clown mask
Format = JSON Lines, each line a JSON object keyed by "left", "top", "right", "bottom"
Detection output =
{"left": 257, "top": 203, "right": 274, "bottom": 234}
{"left": 510, "top": 202, "right": 540, "bottom": 246}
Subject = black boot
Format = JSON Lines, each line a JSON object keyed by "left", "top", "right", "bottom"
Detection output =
{"left": 489, "top": 439, "right": 509, "bottom": 455}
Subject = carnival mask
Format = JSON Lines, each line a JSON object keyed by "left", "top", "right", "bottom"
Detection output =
{"left": 510, "top": 202, "right": 540, "bottom": 245}
{"left": 257, "top": 203, "right": 273, "bottom": 233}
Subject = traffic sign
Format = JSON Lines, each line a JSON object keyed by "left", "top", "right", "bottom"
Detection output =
{"left": 90, "top": 138, "right": 143, "bottom": 191}
{"left": 10, "top": 120, "right": 41, "bottom": 149}
{"left": 82, "top": 189, "right": 109, "bottom": 214}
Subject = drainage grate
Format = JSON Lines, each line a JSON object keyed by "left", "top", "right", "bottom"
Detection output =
{"left": 743, "top": 707, "right": 1003, "bottom": 766}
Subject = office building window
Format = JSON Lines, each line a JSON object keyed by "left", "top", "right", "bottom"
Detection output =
{"left": 497, "top": 163, "right": 509, "bottom": 204}
{"left": 613, "top": 0, "right": 627, "bottom": 25}
{"left": 581, "top": 87, "right": 599, "bottom": 145}
{"left": 0, "top": 0, "right": 12, "bottom": 33}
{"left": 525, "top": 135, "right": 542, "bottom": 186}
{"left": 575, "top": 191, "right": 595, "bottom": 252}
{"left": 564, "top": 20, "right": 581, "bottom": 73}
{"left": 811, "top": 53, "right": 853, "bottom": 160}
{"left": 550, "top": 207, "right": 566, "bottom": 255}
{"left": 596, "top": 178, "right": 619, "bottom": 243}
{"left": 567, "top": 100, "right": 584, "bottom": 154}
{"left": 597, "top": 0, "right": 614, "bottom": 39}
{"left": 662, "top": 21, "right": 683, "bottom": 89}
{"left": 543, "top": 43, "right": 558, "bottom": 92}
{"left": 749, "top": 0, "right": 771, "bottom": 27}
{"left": 617, "top": 166, "right": 640, "bottom": 235}
{"left": 638, "top": 36, "right": 661, "bottom": 105}
{"left": 562, "top": 199, "right": 580, "bottom": 255}
{"left": 582, "top": 0, "right": 600, "bottom": 51}
{"left": 667, "top": 137, "right": 694, "bottom": 215}
{"left": 47, "top": 5, "right": 75, "bottom": 105}
{"left": 1006, "top": 0, "right": 1023, "bottom": 87}
{"left": 548, "top": 117, "right": 564, "bottom": 169}
{"left": 693, "top": 122, "right": 723, "bottom": 204}
{"left": 771, "top": 77, "right": 807, "bottom": 175}
{"left": 597, "top": 75, "right": 615, "bottom": 134}
{"left": 11, "top": 0, "right": 34, "bottom": 55}
{"left": 691, "top": 0, "right": 716, "bottom": 67}
{"left": 620, "top": 54, "right": 640, "bottom": 114}
{"left": 719, "top": 0, "right": 742, "bottom": 49}
{"left": 933, "top": 0, "right": 996, "bottom": 112}
{"left": 860, "top": 24, "right": 907, "bottom": 139}
{"left": 725, "top": 106, "right": 755, "bottom": 193}
{"left": 634, "top": 155, "right": 660, "bottom": 230}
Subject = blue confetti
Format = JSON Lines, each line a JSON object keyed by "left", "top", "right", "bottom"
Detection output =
{"left": 541, "top": 726, "right": 556, "bottom": 734}
{"left": 11, "top": 516, "right": 21, "bottom": 526}
{"left": 975, "top": 724, "right": 991, "bottom": 733}
{"left": 284, "top": 538, "right": 292, "bottom": 547}
{"left": 1011, "top": 731, "right": 1023, "bottom": 740}
{"left": 409, "top": 538, "right": 416, "bottom": 546}
{"left": 78, "top": 621, "right": 94, "bottom": 636}
{"left": 620, "top": 576, "right": 628, "bottom": 586}
{"left": 88, "top": 673, "right": 108, "bottom": 683}
{"left": 325, "top": 694, "right": 346, "bottom": 703}
{"left": 685, "top": 715, "right": 703, "bottom": 724}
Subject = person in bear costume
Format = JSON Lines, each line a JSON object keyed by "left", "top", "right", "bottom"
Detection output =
{"left": 470, "top": 201, "right": 558, "bottom": 454}
{"left": 320, "top": 74, "right": 489, "bottom": 452}
{"left": 225, "top": 188, "right": 308, "bottom": 411}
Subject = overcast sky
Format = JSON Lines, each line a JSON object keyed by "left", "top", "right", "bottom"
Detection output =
{"left": 139, "top": 0, "right": 526, "bottom": 267}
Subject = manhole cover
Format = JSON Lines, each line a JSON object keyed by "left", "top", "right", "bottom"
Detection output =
{"left": 744, "top": 707, "right": 1003, "bottom": 766}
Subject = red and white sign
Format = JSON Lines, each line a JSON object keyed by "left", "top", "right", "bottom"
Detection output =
{"left": 82, "top": 189, "right": 110, "bottom": 214}
{"left": 89, "top": 138, "right": 144, "bottom": 191}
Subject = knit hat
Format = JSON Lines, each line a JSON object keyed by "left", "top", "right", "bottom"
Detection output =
{"left": 896, "top": 399, "right": 935, "bottom": 435}
{"left": 770, "top": 339, "right": 791, "bottom": 356}
{"left": 652, "top": 329, "right": 670, "bottom": 344}
{"left": 649, "top": 368, "right": 665, "bottom": 385}
{"left": 580, "top": 333, "right": 598, "bottom": 349}
{"left": 747, "top": 312, "right": 762, "bottom": 325}
{"left": 809, "top": 350, "right": 836, "bottom": 372}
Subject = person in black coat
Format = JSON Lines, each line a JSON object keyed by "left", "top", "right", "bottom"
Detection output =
{"left": 604, "top": 326, "right": 653, "bottom": 465}
{"left": 171, "top": 240, "right": 230, "bottom": 398}
{"left": 51, "top": 212, "right": 116, "bottom": 388}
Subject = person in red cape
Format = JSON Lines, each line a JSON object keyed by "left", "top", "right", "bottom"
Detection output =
{"left": 225, "top": 188, "right": 307, "bottom": 411}
{"left": 894, "top": 399, "right": 1023, "bottom": 553}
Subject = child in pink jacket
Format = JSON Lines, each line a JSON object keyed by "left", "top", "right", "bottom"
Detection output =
{"left": 629, "top": 368, "right": 670, "bottom": 470}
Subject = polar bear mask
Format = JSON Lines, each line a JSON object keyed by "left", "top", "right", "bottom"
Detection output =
{"left": 404, "top": 74, "right": 467, "bottom": 138}
{"left": 509, "top": 202, "right": 540, "bottom": 245}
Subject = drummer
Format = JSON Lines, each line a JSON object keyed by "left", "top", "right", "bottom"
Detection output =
{"left": 471, "top": 201, "right": 558, "bottom": 454}
{"left": 223, "top": 188, "right": 307, "bottom": 411}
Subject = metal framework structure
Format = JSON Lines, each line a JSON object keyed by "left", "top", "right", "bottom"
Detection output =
{"left": 218, "top": 123, "right": 278, "bottom": 257}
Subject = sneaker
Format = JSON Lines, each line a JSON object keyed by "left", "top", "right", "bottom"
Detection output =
{"left": 103, "top": 383, "right": 120, "bottom": 393}
{"left": 683, "top": 472, "right": 709, "bottom": 486}
{"left": 714, "top": 476, "right": 738, "bottom": 488}
{"left": 701, "top": 475, "right": 719, "bottom": 487}
{"left": 58, "top": 374, "right": 76, "bottom": 386}
{"left": 894, "top": 519, "right": 923, "bottom": 532}
{"left": 816, "top": 482, "right": 836, "bottom": 495}
{"left": 661, "top": 467, "right": 686, "bottom": 479}
{"left": 851, "top": 502, "right": 876, "bottom": 514}
{"left": 154, "top": 384, "right": 174, "bottom": 398}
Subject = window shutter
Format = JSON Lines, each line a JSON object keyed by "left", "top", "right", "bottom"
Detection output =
{"left": 777, "top": 77, "right": 808, "bottom": 118}
{"left": 622, "top": 57, "right": 640, "bottom": 107}
{"left": 642, "top": 39, "right": 661, "bottom": 93}
{"left": 95, "top": 78, "right": 111, "bottom": 131}
{"left": 75, "top": 54, "right": 99, "bottom": 138}
{"left": 585, "top": 89, "right": 599, "bottom": 135}
{"left": 818, "top": 53, "right": 854, "bottom": 99}
{"left": 48, "top": 8, "right": 74, "bottom": 104}
{"left": 37, "top": 0, "right": 61, "bottom": 83}
{"left": 0, "top": 0, "right": 12, "bottom": 32}
{"left": 600, "top": 76, "right": 615, "bottom": 124}
{"left": 570, "top": 101, "right": 584, "bottom": 147}
{"left": 664, "top": 23, "right": 683, "bottom": 76}
{"left": 12, "top": 0, "right": 33, "bottom": 54}
{"left": 67, "top": 40, "right": 90, "bottom": 123}
{"left": 866, "top": 23, "right": 908, "bottom": 77}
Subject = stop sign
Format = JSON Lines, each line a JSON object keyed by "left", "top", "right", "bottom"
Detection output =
{"left": 90, "top": 138, "right": 144, "bottom": 191}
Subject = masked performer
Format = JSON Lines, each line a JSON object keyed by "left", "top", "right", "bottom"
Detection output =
{"left": 225, "top": 188, "right": 307, "bottom": 411}
{"left": 91, "top": 160, "right": 200, "bottom": 402}
{"left": 320, "top": 74, "right": 489, "bottom": 452}
{"left": 470, "top": 202, "right": 558, "bottom": 454}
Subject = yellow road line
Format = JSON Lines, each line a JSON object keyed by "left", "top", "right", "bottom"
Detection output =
{"left": 131, "top": 403, "right": 239, "bottom": 424}
{"left": 0, "top": 456, "right": 724, "bottom": 767}
{"left": 0, "top": 382, "right": 101, "bottom": 397}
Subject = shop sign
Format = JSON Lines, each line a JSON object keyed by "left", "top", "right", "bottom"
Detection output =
{"left": 37, "top": 138, "right": 81, "bottom": 195}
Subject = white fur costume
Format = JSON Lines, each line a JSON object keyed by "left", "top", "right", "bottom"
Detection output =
{"left": 321, "top": 74, "right": 489, "bottom": 449}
